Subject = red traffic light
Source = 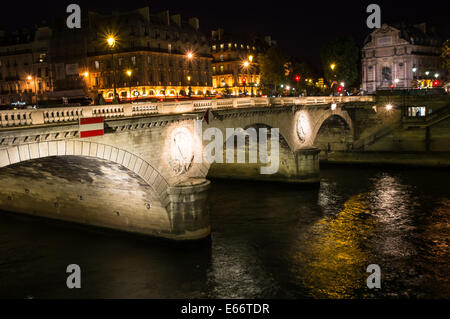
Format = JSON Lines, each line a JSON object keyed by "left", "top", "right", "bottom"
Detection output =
{"left": 295, "top": 75, "right": 301, "bottom": 82}
{"left": 433, "top": 80, "right": 440, "bottom": 87}
{"left": 337, "top": 86, "right": 343, "bottom": 92}
{"left": 242, "top": 78, "right": 247, "bottom": 84}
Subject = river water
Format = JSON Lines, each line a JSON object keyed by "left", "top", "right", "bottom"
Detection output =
{"left": 0, "top": 165, "right": 448, "bottom": 298}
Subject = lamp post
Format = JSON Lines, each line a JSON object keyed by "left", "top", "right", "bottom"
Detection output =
{"left": 126, "top": 69, "right": 132, "bottom": 101}
{"left": 187, "top": 75, "right": 192, "bottom": 97}
{"left": 186, "top": 52, "right": 194, "bottom": 98}
{"left": 107, "top": 36, "right": 117, "bottom": 102}
{"left": 27, "top": 75, "right": 38, "bottom": 106}
{"left": 242, "top": 60, "right": 250, "bottom": 96}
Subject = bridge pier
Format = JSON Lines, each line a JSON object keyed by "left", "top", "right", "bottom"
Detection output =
{"left": 167, "top": 178, "right": 211, "bottom": 240}
{"left": 292, "top": 148, "right": 321, "bottom": 183}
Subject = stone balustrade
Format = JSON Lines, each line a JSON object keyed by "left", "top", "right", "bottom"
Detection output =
{"left": 0, "top": 96, "right": 375, "bottom": 128}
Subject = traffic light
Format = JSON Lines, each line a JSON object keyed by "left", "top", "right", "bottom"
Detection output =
{"left": 295, "top": 75, "right": 301, "bottom": 82}
{"left": 337, "top": 86, "right": 343, "bottom": 92}
{"left": 242, "top": 78, "right": 247, "bottom": 84}
{"left": 433, "top": 80, "right": 440, "bottom": 87}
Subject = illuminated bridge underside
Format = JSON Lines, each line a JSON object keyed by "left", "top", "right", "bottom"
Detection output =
{"left": 0, "top": 96, "right": 374, "bottom": 240}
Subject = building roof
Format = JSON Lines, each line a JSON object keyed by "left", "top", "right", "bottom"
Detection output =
{"left": 363, "top": 23, "right": 442, "bottom": 47}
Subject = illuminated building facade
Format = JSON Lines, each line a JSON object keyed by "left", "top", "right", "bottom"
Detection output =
{"left": 210, "top": 29, "right": 275, "bottom": 96}
{"left": 87, "top": 7, "right": 212, "bottom": 101}
{"left": 0, "top": 26, "right": 53, "bottom": 106}
{"left": 362, "top": 23, "right": 443, "bottom": 93}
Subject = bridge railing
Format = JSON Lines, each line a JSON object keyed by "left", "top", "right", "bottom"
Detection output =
{"left": 0, "top": 96, "right": 375, "bottom": 128}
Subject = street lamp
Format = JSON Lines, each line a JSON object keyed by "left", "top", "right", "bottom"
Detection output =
{"left": 27, "top": 75, "right": 38, "bottom": 106}
{"left": 126, "top": 69, "right": 132, "bottom": 101}
{"left": 330, "top": 63, "right": 336, "bottom": 71}
{"left": 242, "top": 60, "right": 251, "bottom": 96}
{"left": 186, "top": 51, "right": 194, "bottom": 98}
{"left": 107, "top": 35, "right": 117, "bottom": 102}
{"left": 187, "top": 75, "right": 192, "bottom": 97}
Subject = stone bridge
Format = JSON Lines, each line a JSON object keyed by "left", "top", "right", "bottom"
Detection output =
{"left": 0, "top": 96, "right": 374, "bottom": 240}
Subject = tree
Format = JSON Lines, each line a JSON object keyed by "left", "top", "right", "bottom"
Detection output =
{"left": 258, "top": 47, "right": 286, "bottom": 95}
{"left": 320, "top": 36, "right": 359, "bottom": 88}
{"left": 441, "top": 39, "right": 450, "bottom": 75}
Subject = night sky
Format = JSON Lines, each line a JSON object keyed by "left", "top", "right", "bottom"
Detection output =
{"left": 1, "top": 0, "right": 448, "bottom": 68}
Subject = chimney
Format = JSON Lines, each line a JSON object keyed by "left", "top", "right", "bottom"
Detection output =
{"left": 415, "top": 23, "right": 427, "bottom": 34}
{"left": 188, "top": 17, "right": 199, "bottom": 31}
{"left": 170, "top": 14, "right": 181, "bottom": 27}
{"left": 157, "top": 10, "right": 170, "bottom": 25}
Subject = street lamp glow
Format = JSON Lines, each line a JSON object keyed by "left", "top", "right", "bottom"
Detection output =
{"left": 330, "top": 63, "right": 336, "bottom": 71}
{"left": 84, "top": 72, "right": 89, "bottom": 78}
{"left": 434, "top": 73, "right": 439, "bottom": 78}
{"left": 280, "top": 84, "right": 284, "bottom": 88}
{"left": 248, "top": 55, "right": 253, "bottom": 62}
{"left": 412, "top": 67, "right": 417, "bottom": 73}
{"left": 394, "top": 78, "right": 399, "bottom": 84}
{"left": 425, "top": 71, "right": 430, "bottom": 76}
{"left": 331, "top": 103, "right": 337, "bottom": 111}
{"left": 186, "top": 52, "right": 194, "bottom": 59}
{"left": 243, "top": 60, "right": 249, "bottom": 68}
{"left": 340, "top": 82, "right": 345, "bottom": 87}
{"left": 286, "top": 85, "right": 290, "bottom": 90}
{"left": 187, "top": 75, "right": 191, "bottom": 81}
{"left": 386, "top": 104, "right": 393, "bottom": 110}
{"left": 126, "top": 70, "right": 132, "bottom": 77}
{"left": 27, "top": 75, "right": 32, "bottom": 81}
{"left": 107, "top": 36, "right": 116, "bottom": 47}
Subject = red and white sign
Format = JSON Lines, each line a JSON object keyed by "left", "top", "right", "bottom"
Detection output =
{"left": 79, "top": 117, "right": 104, "bottom": 138}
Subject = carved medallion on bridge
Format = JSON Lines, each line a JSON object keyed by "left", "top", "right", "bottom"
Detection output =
{"left": 169, "top": 127, "right": 194, "bottom": 175}
{"left": 297, "top": 113, "right": 308, "bottom": 143}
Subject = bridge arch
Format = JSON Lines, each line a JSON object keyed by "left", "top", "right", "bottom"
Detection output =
{"left": 184, "top": 120, "right": 297, "bottom": 180}
{"left": 309, "top": 108, "right": 353, "bottom": 145}
{"left": 0, "top": 140, "right": 170, "bottom": 209}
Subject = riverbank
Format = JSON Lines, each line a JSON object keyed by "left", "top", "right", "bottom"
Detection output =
{"left": 323, "top": 151, "right": 450, "bottom": 168}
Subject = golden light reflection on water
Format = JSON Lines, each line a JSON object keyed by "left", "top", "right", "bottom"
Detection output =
{"left": 294, "top": 194, "right": 376, "bottom": 298}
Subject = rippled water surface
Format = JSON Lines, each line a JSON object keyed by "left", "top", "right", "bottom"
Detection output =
{"left": 0, "top": 165, "right": 449, "bottom": 298}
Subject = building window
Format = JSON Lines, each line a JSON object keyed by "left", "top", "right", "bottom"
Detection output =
{"left": 95, "top": 61, "right": 100, "bottom": 70}
{"left": 131, "top": 56, "right": 136, "bottom": 65}
{"left": 220, "top": 65, "right": 224, "bottom": 72}
{"left": 407, "top": 106, "right": 426, "bottom": 117}
{"left": 212, "top": 45, "right": 216, "bottom": 51}
{"left": 220, "top": 55, "right": 224, "bottom": 62}
{"left": 168, "top": 43, "right": 172, "bottom": 53}
{"left": 212, "top": 66, "right": 216, "bottom": 74}
{"left": 382, "top": 67, "right": 392, "bottom": 82}
{"left": 220, "top": 44, "right": 224, "bottom": 49}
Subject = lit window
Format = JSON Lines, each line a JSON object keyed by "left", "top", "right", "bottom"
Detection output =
{"left": 220, "top": 55, "right": 224, "bottom": 62}
{"left": 220, "top": 65, "right": 224, "bottom": 72}
{"left": 212, "top": 45, "right": 216, "bottom": 50}
{"left": 228, "top": 43, "right": 232, "bottom": 48}
{"left": 220, "top": 44, "right": 224, "bottom": 49}
{"left": 94, "top": 61, "right": 99, "bottom": 70}
{"left": 131, "top": 56, "right": 136, "bottom": 65}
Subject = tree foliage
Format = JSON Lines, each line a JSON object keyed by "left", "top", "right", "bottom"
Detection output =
{"left": 258, "top": 47, "right": 286, "bottom": 94}
{"left": 441, "top": 39, "right": 450, "bottom": 72}
{"left": 320, "top": 36, "right": 359, "bottom": 87}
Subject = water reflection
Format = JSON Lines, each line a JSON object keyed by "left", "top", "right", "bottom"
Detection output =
{"left": 0, "top": 165, "right": 449, "bottom": 298}
{"left": 293, "top": 194, "right": 374, "bottom": 298}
